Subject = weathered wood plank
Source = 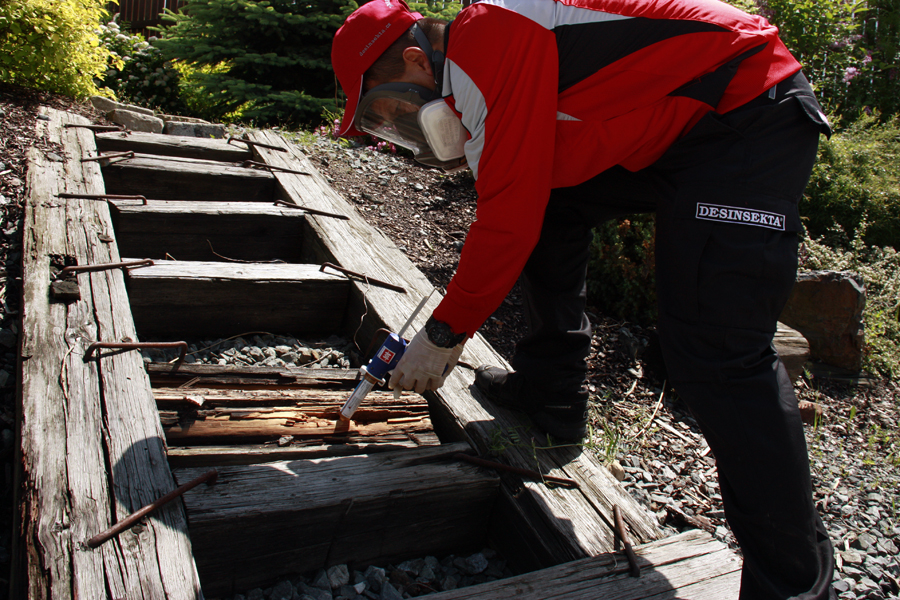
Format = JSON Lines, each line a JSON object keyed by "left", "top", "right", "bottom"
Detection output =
{"left": 423, "top": 529, "right": 741, "bottom": 599}
{"left": 247, "top": 131, "right": 663, "bottom": 570}
{"left": 96, "top": 130, "right": 253, "bottom": 162}
{"left": 125, "top": 259, "right": 350, "bottom": 338}
{"left": 147, "top": 363, "right": 358, "bottom": 385}
{"left": 178, "top": 442, "right": 499, "bottom": 596}
{"left": 165, "top": 435, "right": 441, "bottom": 468}
{"left": 15, "top": 108, "right": 202, "bottom": 599}
{"left": 110, "top": 199, "right": 308, "bottom": 263}
{"left": 101, "top": 152, "right": 276, "bottom": 201}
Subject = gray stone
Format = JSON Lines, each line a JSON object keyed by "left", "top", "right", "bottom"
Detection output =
{"left": 364, "top": 566, "right": 385, "bottom": 593}
{"left": 269, "top": 580, "right": 294, "bottom": 600}
{"left": 247, "top": 589, "right": 265, "bottom": 600}
{"left": 159, "top": 114, "right": 210, "bottom": 123}
{"left": 327, "top": 564, "right": 350, "bottom": 589}
{"left": 464, "top": 552, "right": 488, "bottom": 575}
{"left": 109, "top": 109, "right": 164, "bottom": 134}
{"left": 378, "top": 582, "right": 403, "bottom": 600}
{"left": 298, "top": 582, "right": 332, "bottom": 600}
{"left": 311, "top": 569, "right": 331, "bottom": 591}
{"left": 164, "top": 121, "right": 226, "bottom": 138}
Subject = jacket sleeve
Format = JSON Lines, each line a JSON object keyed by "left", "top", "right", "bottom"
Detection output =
{"left": 431, "top": 5, "right": 559, "bottom": 337}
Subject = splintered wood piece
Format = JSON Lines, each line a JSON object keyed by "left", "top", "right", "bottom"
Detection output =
{"left": 158, "top": 387, "right": 435, "bottom": 446}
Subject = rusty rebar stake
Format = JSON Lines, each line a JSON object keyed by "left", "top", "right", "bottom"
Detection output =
{"left": 64, "top": 124, "right": 127, "bottom": 133}
{"left": 227, "top": 137, "right": 287, "bottom": 152}
{"left": 273, "top": 199, "right": 349, "bottom": 220}
{"left": 57, "top": 193, "right": 148, "bottom": 205}
{"left": 613, "top": 505, "right": 641, "bottom": 577}
{"left": 87, "top": 470, "right": 218, "bottom": 548}
{"left": 319, "top": 262, "right": 406, "bottom": 294}
{"left": 84, "top": 341, "right": 188, "bottom": 363}
{"left": 81, "top": 151, "right": 134, "bottom": 163}
{"left": 240, "top": 160, "right": 310, "bottom": 176}
{"left": 452, "top": 453, "right": 580, "bottom": 489}
{"left": 56, "top": 259, "right": 154, "bottom": 280}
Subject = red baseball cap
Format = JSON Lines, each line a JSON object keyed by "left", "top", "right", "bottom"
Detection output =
{"left": 332, "top": 0, "right": 423, "bottom": 137}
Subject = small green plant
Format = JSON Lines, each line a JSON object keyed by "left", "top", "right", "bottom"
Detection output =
{"left": 0, "top": 0, "right": 113, "bottom": 98}
{"left": 586, "top": 215, "right": 657, "bottom": 325}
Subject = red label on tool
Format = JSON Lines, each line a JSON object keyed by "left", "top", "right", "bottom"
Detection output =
{"left": 378, "top": 348, "right": 396, "bottom": 363}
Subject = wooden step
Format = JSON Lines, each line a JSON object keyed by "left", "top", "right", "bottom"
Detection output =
{"left": 110, "top": 199, "right": 309, "bottom": 263}
{"left": 101, "top": 152, "right": 276, "bottom": 201}
{"left": 125, "top": 259, "right": 350, "bottom": 338}
{"left": 96, "top": 130, "right": 255, "bottom": 162}
{"left": 178, "top": 442, "right": 500, "bottom": 596}
{"left": 424, "top": 529, "right": 741, "bottom": 599}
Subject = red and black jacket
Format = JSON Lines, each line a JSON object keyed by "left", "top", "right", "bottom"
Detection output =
{"left": 431, "top": 0, "right": 803, "bottom": 337}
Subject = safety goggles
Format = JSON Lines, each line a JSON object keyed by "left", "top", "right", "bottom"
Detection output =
{"left": 354, "top": 82, "right": 468, "bottom": 172}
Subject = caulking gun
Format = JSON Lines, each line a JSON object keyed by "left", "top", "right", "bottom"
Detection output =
{"left": 338, "top": 290, "right": 435, "bottom": 421}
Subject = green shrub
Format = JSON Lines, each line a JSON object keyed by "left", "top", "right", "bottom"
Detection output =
{"left": 96, "top": 16, "right": 184, "bottom": 113}
{"left": 0, "top": 0, "right": 112, "bottom": 98}
{"left": 586, "top": 215, "right": 657, "bottom": 325}
{"left": 801, "top": 220, "right": 900, "bottom": 380}
{"left": 802, "top": 112, "right": 900, "bottom": 250}
{"left": 154, "top": 0, "right": 355, "bottom": 127}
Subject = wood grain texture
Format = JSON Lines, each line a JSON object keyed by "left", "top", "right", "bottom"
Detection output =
{"left": 246, "top": 131, "right": 664, "bottom": 570}
{"left": 101, "top": 152, "right": 276, "bottom": 201}
{"left": 110, "top": 199, "right": 309, "bottom": 263}
{"left": 96, "top": 131, "right": 253, "bottom": 162}
{"left": 125, "top": 259, "right": 350, "bottom": 338}
{"left": 178, "top": 442, "right": 499, "bottom": 596}
{"left": 15, "top": 109, "right": 202, "bottom": 599}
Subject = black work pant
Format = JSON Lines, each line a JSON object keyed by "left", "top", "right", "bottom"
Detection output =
{"left": 512, "top": 81, "right": 836, "bottom": 599}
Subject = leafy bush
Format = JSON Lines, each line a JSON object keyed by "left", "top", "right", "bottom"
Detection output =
{"left": 96, "top": 16, "right": 184, "bottom": 113}
{"left": 154, "top": 0, "right": 354, "bottom": 127}
{"left": 586, "top": 215, "right": 658, "bottom": 325}
{"left": 801, "top": 221, "right": 900, "bottom": 380}
{"left": 802, "top": 112, "right": 900, "bottom": 250}
{"left": 0, "top": 0, "right": 112, "bottom": 98}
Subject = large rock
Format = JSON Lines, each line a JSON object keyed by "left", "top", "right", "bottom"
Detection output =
{"left": 90, "top": 95, "right": 155, "bottom": 116}
{"left": 108, "top": 109, "right": 165, "bottom": 134}
{"left": 163, "top": 120, "right": 226, "bottom": 138}
{"left": 780, "top": 271, "right": 865, "bottom": 372}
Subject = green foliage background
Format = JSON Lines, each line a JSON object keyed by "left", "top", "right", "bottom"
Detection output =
{"left": 153, "top": 0, "right": 355, "bottom": 127}
{"left": 0, "top": 0, "right": 113, "bottom": 98}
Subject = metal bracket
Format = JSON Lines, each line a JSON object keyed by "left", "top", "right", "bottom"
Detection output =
{"left": 240, "top": 160, "right": 310, "bottom": 176}
{"left": 227, "top": 137, "right": 287, "bottom": 152}
{"left": 81, "top": 151, "right": 134, "bottom": 166}
{"left": 319, "top": 262, "right": 406, "bottom": 294}
{"left": 64, "top": 124, "right": 128, "bottom": 133}
{"left": 56, "top": 259, "right": 154, "bottom": 280}
{"left": 86, "top": 470, "right": 218, "bottom": 548}
{"left": 84, "top": 341, "right": 188, "bottom": 363}
{"left": 57, "top": 193, "right": 148, "bottom": 205}
{"left": 273, "top": 199, "right": 348, "bottom": 220}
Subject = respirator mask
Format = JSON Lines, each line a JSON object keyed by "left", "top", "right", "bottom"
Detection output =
{"left": 353, "top": 24, "right": 468, "bottom": 172}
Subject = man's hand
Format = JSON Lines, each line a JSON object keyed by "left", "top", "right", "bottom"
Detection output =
{"left": 389, "top": 329, "right": 464, "bottom": 393}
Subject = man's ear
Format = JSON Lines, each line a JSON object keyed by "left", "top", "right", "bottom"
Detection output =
{"left": 401, "top": 46, "right": 433, "bottom": 76}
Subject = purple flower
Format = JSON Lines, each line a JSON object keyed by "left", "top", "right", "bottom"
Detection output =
{"left": 843, "top": 66, "right": 859, "bottom": 84}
